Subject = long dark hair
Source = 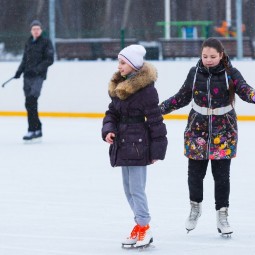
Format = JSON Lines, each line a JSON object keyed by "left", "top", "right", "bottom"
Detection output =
{"left": 201, "top": 37, "right": 235, "bottom": 105}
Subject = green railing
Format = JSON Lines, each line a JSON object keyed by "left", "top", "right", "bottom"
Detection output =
{"left": 156, "top": 21, "right": 213, "bottom": 38}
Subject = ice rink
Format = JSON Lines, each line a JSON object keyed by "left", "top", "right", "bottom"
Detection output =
{"left": 0, "top": 116, "right": 255, "bottom": 255}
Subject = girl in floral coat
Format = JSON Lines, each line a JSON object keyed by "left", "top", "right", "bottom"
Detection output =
{"left": 102, "top": 45, "right": 167, "bottom": 248}
{"left": 160, "top": 37, "right": 255, "bottom": 236}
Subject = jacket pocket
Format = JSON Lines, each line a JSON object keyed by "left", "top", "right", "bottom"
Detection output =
{"left": 119, "top": 137, "right": 145, "bottom": 160}
{"left": 184, "top": 111, "right": 198, "bottom": 134}
{"left": 226, "top": 113, "right": 238, "bottom": 133}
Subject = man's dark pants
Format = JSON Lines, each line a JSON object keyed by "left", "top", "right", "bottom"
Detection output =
{"left": 24, "top": 77, "right": 44, "bottom": 132}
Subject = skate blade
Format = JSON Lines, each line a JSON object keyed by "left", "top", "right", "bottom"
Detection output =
{"left": 122, "top": 238, "right": 154, "bottom": 251}
{"left": 122, "top": 244, "right": 155, "bottom": 251}
{"left": 23, "top": 137, "right": 42, "bottom": 144}
{"left": 137, "top": 243, "right": 155, "bottom": 251}
{"left": 186, "top": 228, "right": 194, "bottom": 234}
{"left": 122, "top": 244, "right": 136, "bottom": 249}
{"left": 134, "top": 238, "right": 154, "bottom": 251}
{"left": 217, "top": 228, "right": 233, "bottom": 238}
{"left": 221, "top": 233, "right": 232, "bottom": 238}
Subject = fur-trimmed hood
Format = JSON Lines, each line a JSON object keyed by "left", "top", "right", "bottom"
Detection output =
{"left": 108, "top": 62, "right": 157, "bottom": 100}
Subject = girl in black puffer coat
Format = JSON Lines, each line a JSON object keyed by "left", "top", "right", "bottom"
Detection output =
{"left": 102, "top": 45, "right": 167, "bottom": 248}
{"left": 160, "top": 38, "right": 255, "bottom": 236}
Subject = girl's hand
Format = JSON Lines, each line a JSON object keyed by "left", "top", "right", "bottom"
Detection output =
{"left": 105, "top": 132, "right": 115, "bottom": 144}
{"left": 252, "top": 95, "right": 255, "bottom": 102}
{"left": 151, "top": 160, "right": 158, "bottom": 164}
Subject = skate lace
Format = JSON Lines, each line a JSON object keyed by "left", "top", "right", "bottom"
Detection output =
{"left": 137, "top": 225, "right": 149, "bottom": 241}
{"left": 189, "top": 204, "right": 200, "bottom": 221}
{"left": 130, "top": 224, "right": 140, "bottom": 239}
{"left": 219, "top": 210, "right": 230, "bottom": 227}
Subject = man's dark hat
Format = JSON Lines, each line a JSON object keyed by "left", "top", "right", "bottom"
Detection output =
{"left": 30, "top": 20, "right": 42, "bottom": 29}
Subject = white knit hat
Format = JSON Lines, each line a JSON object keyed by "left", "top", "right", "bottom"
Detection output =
{"left": 118, "top": 44, "right": 146, "bottom": 70}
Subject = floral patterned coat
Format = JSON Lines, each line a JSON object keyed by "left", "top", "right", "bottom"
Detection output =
{"left": 160, "top": 59, "right": 255, "bottom": 160}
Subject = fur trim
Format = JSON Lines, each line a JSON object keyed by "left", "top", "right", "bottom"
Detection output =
{"left": 108, "top": 62, "right": 157, "bottom": 100}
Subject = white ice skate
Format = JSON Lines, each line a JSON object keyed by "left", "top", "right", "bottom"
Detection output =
{"left": 23, "top": 131, "right": 35, "bottom": 140}
{"left": 23, "top": 130, "right": 42, "bottom": 143}
{"left": 134, "top": 224, "right": 153, "bottom": 248}
{"left": 216, "top": 207, "right": 233, "bottom": 236}
{"left": 185, "top": 201, "right": 202, "bottom": 233}
{"left": 122, "top": 224, "right": 153, "bottom": 250}
{"left": 122, "top": 224, "right": 139, "bottom": 247}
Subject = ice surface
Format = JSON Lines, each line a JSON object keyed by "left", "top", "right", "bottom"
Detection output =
{"left": 0, "top": 117, "right": 255, "bottom": 255}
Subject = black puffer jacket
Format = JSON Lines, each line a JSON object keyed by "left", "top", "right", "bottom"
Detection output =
{"left": 102, "top": 62, "right": 168, "bottom": 167}
{"left": 16, "top": 35, "right": 54, "bottom": 80}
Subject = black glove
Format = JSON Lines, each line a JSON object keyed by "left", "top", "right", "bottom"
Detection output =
{"left": 14, "top": 71, "right": 22, "bottom": 79}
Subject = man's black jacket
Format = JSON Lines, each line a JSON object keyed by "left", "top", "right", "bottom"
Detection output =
{"left": 16, "top": 35, "right": 54, "bottom": 80}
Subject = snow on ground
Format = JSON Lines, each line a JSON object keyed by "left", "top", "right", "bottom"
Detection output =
{"left": 0, "top": 117, "right": 255, "bottom": 255}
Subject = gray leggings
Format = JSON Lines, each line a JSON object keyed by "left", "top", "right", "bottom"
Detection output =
{"left": 122, "top": 166, "right": 151, "bottom": 226}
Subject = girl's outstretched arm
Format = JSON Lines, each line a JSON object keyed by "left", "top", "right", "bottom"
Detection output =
{"left": 160, "top": 67, "right": 195, "bottom": 114}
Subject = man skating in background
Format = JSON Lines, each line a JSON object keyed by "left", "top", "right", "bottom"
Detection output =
{"left": 14, "top": 20, "right": 54, "bottom": 141}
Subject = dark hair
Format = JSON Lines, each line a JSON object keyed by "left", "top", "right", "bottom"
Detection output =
{"left": 201, "top": 37, "right": 235, "bottom": 105}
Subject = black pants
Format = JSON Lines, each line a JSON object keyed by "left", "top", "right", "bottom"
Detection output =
{"left": 24, "top": 77, "right": 43, "bottom": 132}
{"left": 25, "top": 96, "right": 41, "bottom": 132}
{"left": 188, "top": 158, "right": 231, "bottom": 210}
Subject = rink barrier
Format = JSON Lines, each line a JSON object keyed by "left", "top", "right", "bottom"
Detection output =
{"left": 0, "top": 111, "right": 104, "bottom": 118}
{"left": 0, "top": 111, "right": 255, "bottom": 121}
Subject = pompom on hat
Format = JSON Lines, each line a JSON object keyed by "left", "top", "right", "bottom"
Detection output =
{"left": 118, "top": 44, "right": 146, "bottom": 70}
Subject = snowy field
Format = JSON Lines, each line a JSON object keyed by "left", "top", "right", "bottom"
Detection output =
{"left": 0, "top": 117, "right": 255, "bottom": 255}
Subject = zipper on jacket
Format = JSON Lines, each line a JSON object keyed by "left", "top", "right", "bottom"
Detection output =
{"left": 133, "top": 143, "right": 140, "bottom": 157}
{"left": 206, "top": 72, "right": 212, "bottom": 159}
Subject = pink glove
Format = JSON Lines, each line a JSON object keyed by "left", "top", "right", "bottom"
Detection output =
{"left": 253, "top": 95, "right": 255, "bottom": 102}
